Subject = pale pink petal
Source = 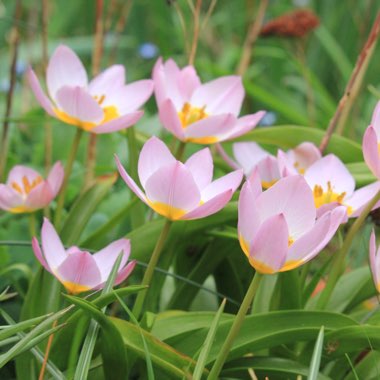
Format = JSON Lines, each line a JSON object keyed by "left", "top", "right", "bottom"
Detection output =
{"left": 181, "top": 189, "right": 233, "bottom": 220}
{"left": 27, "top": 68, "right": 55, "bottom": 116}
{"left": 144, "top": 162, "right": 201, "bottom": 213}
{"left": 249, "top": 213, "right": 289, "bottom": 273}
{"left": 216, "top": 143, "right": 240, "bottom": 170}
{"left": 304, "top": 154, "right": 355, "bottom": 197}
{"left": 32, "top": 237, "right": 51, "bottom": 272}
{"left": 277, "top": 149, "right": 298, "bottom": 176}
{"left": 93, "top": 239, "right": 131, "bottom": 282}
{"left": 363, "top": 126, "right": 380, "bottom": 179}
{"left": 25, "top": 183, "right": 54, "bottom": 210}
{"left": 158, "top": 99, "right": 186, "bottom": 140}
{"left": 225, "top": 111, "right": 266, "bottom": 140}
{"left": 55, "top": 86, "right": 104, "bottom": 124}
{"left": 179, "top": 66, "right": 201, "bottom": 100}
{"left": 138, "top": 136, "right": 176, "bottom": 188}
{"left": 191, "top": 76, "right": 244, "bottom": 116}
{"left": 6, "top": 166, "right": 42, "bottom": 185}
{"left": 184, "top": 148, "right": 213, "bottom": 191}
{"left": 346, "top": 181, "right": 380, "bottom": 217}
{"left": 369, "top": 230, "right": 380, "bottom": 292}
{"left": 290, "top": 142, "right": 321, "bottom": 171}
{"left": 115, "top": 155, "right": 148, "bottom": 204}
{"left": 0, "top": 185, "right": 23, "bottom": 211}
{"left": 88, "top": 65, "right": 126, "bottom": 96}
{"left": 183, "top": 114, "right": 236, "bottom": 142}
{"left": 201, "top": 170, "right": 243, "bottom": 202}
{"left": 56, "top": 251, "right": 102, "bottom": 291}
{"left": 47, "top": 162, "right": 64, "bottom": 197}
{"left": 47, "top": 45, "right": 88, "bottom": 101}
{"left": 91, "top": 111, "right": 143, "bottom": 134}
{"left": 256, "top": 156, "right": 281, "bottom": 186}
{"left": 371, "top": 101, "right": 380, "bottom": 135}
{"left": 256, "top": 175, "right": 316, "bottom": 239}
{"left": 114, "top": 260, "right": 136, "bottom": 286}
{"left": 105, "top": 80, "right": 154, "bottom": 114}
{"left": 41, "top": 218, "right": 67, "bottom": 270}
{"left": 246, "top": 167, "right": 263, "bottom": 199}
{"left": 233, "top": 142, "right": 270, "bottom": 176}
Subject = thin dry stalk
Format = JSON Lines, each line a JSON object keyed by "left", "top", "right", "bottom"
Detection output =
{"left": 319, "top": 12, "right": 380, "bottom": 153}
{"left": 38, "top": 320, "right": 58, "bottom": 380}
{"left": 173, "top": 1, "right": 190, "bottom": 56}
{"left": 0, "top": 0, "right": 22, "bottom": 181}
{"left": 200, "top": 0, "right": 217, "bottom": 31}
{"left": 188, "top": 0, "right": 202, "bottom": 66}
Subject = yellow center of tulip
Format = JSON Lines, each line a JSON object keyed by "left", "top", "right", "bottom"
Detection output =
{"left": 313, "top": 181, "right": 352, "bottom": 214}
{"left": 262, "top": 179, "right": 278, "bottom": 189}
{"left": 178, "top": 102, "right": 208, "bottom": 128}
{"left": 147, "top": 200, "right": 187, "bottom": 221}
{"left": 11, "top": 176, "right": 43, "bottom": 196}
{"left": 62, "top": 280, "right": 92, "bottom": 295}
{"left": 54, "top": 93, "right": 119, "bottom": 131}
{"left": 293, "top": 161, "right": 305, "bottom": 174}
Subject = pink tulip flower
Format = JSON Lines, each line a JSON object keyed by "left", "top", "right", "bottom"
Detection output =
{"left": 238, "top": 173, "right": 346, "bottom": 273}
{"left": 303, "top": 154, "right": 380, "bottom": 217}
{"left": 369, "top": 230, "right": 380, "bottom": 292}
{"left": 115, "top": 136, "right": 243, "bottom": 220}
{"left": 32, "top": 218, "right": 136, "bottom": 294}
{"left": 153, "top": 58, "right": 265, "bottom": 144}
{"left": 0, "top": 162, "right": 64, "bottom": 213}
{"left": 363, "top": 101, "right": 380, "bottom": 179}
{"left": 27, "top": 45, "right": 153, "bottom": 134}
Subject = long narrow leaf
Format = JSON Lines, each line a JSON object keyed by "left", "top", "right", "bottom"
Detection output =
{"left": 308, "top": 326, "right": 325, "bottom": 380}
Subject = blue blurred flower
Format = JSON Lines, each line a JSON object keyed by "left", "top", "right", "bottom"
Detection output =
{"left": 138, "top": 42, "right": 159, "bottom": 60}
{"left": 258, "top": 111, "right": 277, "bottom": 126}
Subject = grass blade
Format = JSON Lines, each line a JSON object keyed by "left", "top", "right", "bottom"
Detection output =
{"left": 308, "top": 326, "right": 325, "bottom": 380}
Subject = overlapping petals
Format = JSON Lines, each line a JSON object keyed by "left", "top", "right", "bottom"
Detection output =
{"left": 369, "top": 230, "right": 380, "bottom": 292}
{"left": 27, "top": 45, "right": 154, "bottom": 134}
{"left": 238, "top": 173, "right": 346, "bottom": 274}
{"left": 0, "top": 162, "right": 64, "bottom": 213}
{"left": 363, "top": 101, "right": 380, "bottom": 179}
{"left": 115, "top": 136, "right": 243, "bottom": 220}
{"left": 153, "top": 58, "right": 265, "bottom": 143}
{"left": 32, "top": 218, "right": 136, "bottom": 294}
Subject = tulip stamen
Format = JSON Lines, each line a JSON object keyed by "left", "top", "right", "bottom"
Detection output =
{"left": 178, "top": 102, "right": 208, "bottom": 128}
{"left": 313, "top": 181, "right": 347, "bottom": 208}
{"left": 11, "top": 176, "right": 43, "bottom": 196}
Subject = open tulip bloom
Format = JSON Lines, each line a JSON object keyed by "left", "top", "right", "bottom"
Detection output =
{"left": 115, "top": 136, "right": 243, "bottom": 221}
{"left": 363, "top": 101, "right": 380, "bottom": 179}
{"left": 0, "top": 162, "right": 64, "bottom": 213}
{"left": 27, "top": 45, "right": 154, "bottom": 134}
{"left": 153, "top": 58, "right": 265, "bottom": 144}
{"left": 369, "top": 230, "right": 380, "bottom": 292}
{"left": 32, "top": 218, "right": 136, "bottom": 294}
{"left": 238, "top": 173, "right": 346, "bottom": 273}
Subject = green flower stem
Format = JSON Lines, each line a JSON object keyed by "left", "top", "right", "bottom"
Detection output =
{"left": 54, "top": 129, "right": 83, "bottom": 229}
{"left": 132, "top": 219, "right": 173, "bottom": 319}
{"left": 28, "top": 213, "right": 36, "bottom": 239}
{"left": 208, "top": 272, "right": 263, "bottom": 380}
{"left": 316, "top": 190, "right": 380, "bottom": 310}
{"left": 175, "top": 141, "right": 186, "bottom": 160}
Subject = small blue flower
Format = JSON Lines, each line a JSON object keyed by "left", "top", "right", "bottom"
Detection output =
{"left": 138, "top": 42, "right": 159, "bottom": 60}
{"left": 259, "top": 111, "right": 277, "bottom": 127}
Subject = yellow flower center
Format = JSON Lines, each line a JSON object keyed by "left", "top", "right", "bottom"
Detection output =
{"left": 62, "top": 280, "right": 91, "bottom": 295}
{"left": 262, "top": 179, "right": 278, "bottom": 189}
{"left": 294, "top": 161, "right": 305, "bottom": 174}
{"left": 11, "top": 176, "right": 43, "bottom": 196}
{"left": 178, "top": 102, "right": 208, "bottom": 128}
{"left": 313, "top": 181, "right": 346, "bottom": 208}
{"left": 147, "top": 200, "right": 187, "bottom": 221}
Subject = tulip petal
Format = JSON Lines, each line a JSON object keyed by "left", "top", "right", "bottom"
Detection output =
{"left": 225, "top": 111, "right": 266, "bottom": 140}
{"left": 256, "top": 156, "right": 281, "bottom": 188}
{"left": 184, "top": 148, "right": 213, "bottom": 190}
{"left": 346, "top": 181, "right": 380, "bottom": 217}
{"left": 144, "top": 162, "right": 201, "bottom": 219}
{"left": 47, "top": 162, "right": 64, "bottom": 197}
{"left": 369, "top": 230, "right": 380, "bottom": 292}
{"left": 88, "top": 65, "right": 126, "bottom": 97}
{"left": 32, "top": 238, "right": 51, "bottom": 272}
{"left": 6, "top": 165, "right": 42, "bottom": 185}
{"left": 0, "top": 184, "right": 23, "bottom": 211}
{"left": 291, "top": 142, "right": 321, "bottom": 171}
{"left": 113, "top": 260, "right": 136, "bottom": 286}
{"left": 158, "top": 99, "right": 186, "bottom": 140}
{"left": 256, "top": 175, "right": 316, "bottom": 239}
{"left": 27, "top": 68, "right": 55, "bottom": 116}
{"left": 363, "top": 126, "right": 380, "bottom": 179}
{"left": 47, "top": 45, "right": 88, "bottom": 101}
{"left": 41, "top": 218, "right": 67, "bottom": 270}
{"left": 233, "top": 142, "right": 270, "bottom": 176}
{"left": 91, "top": 111, "right": 143, "bottom": 134}
{"left": 115, "top": 155, "right": 148, "bottom": 204}
{"left": 138, "top": 136, "right": 176, "bottom": 188}
{"left": 191, "top": 76, "right": 244, "bottom": 116}
{"left": 179, "top": 66, "right": 201, "bottom": 100}
{"left": 249, "top": 213, "right": 289, "bottom": 274}
{"left": 25, "top": 183, "right": 54, "bottom": 210}
{"left": 93, "top": 239, "right": 131, "bottom": 282}
{"left": 56, "top": 251, "right": 101, "bottom": 294}
{"left": 371, "top": 101, "right": 380, "bottom": 135}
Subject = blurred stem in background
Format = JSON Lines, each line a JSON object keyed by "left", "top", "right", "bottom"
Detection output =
{"left": 188, "top": 0, "right": 202, "bottom": 65}
{"left": 0, "top": 0, "right": 22, "bottom": 182}
{"left": 319, "top": 11, "right": 380, "bottom": 153}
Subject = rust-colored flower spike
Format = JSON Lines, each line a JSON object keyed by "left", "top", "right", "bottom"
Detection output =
{"left": 260, "top": 9, "right": 320, "bottom": 38}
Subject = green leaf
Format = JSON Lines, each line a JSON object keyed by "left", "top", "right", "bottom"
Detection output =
{"left": 231, "top": 126, "right": 363, "bottom": 163}
{"left": 308, "top": 326, "right": 325, "bottom": 380}
{"left": 346, "top": 162, "right": 376, "bottom": 187}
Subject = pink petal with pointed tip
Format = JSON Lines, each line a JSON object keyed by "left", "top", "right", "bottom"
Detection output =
{"left": 115, "top": 155, "right": 148, "bottom": 204}
{"left": 246, "top": 167, "right": 263, "bottom": 199}
{"left": 27, "top": 68, "right": 55, "bottom": 116}
{"left": 201, "top": 170, "right": 243, "bottom": 202}
{"left": 113, "top": 260, "right": 136, "bottom": 287}
{"left": 256, "top": 156, "right": 281, "bottom": 185}
{"left": 184, "top": 148, "right": 213, "bottom": 191}
{"left": 256, "top": 175, "right": 316, "bottom": 239}
{"left": 47, "top": 45, "right": 88, "bottom": 101}
{"left": 191, "top": 76, "right": 244, "bottom": 116}
{"left": 181, "top": 189, "right": 233, "bottom": 220}
{"left": 250, "top": 213, "right": 289, "bottom": 273}
{"left": 32, "top": 237, "right": 51, "bottom": 272}
{"left": 179, "top": 66, "right": 201, "bottom": 100}
{"left": 41, "top": 218, "right": 67, "bottom": 270}
{"left": 371, "top": 101, "right": 380, "bottom": 135}
{"left": 93, "top": 239, "right": 131, "bottom": 282}
{"left": 277, "top": 149, "right": 298, "bottom": 176}
{"left": 56, "top": 251, "right": 101, "bottom": 291}
{"left": 91, "top": 111, "right": 143, "bottom": 134}
{"left": 138, "top": 136, "right": 176, "bottom": 188}
{"left": 47, "top": 162, "right": 64, "bottom": 197}
{"left": 233, "top": 142, "right": 270, "bottom": 176}
{"left": 369, "top": 230, "right": 380, "bottom": 292}
{"left": 158, "top": 99, "right": 186, "bottom": 140}
{"left": 346, "top": 181, "right": 380, "bottom": 217}
{"left": 363, "top": 126, "right": 380, "bottom": 179}
{"left": 88, "top": 65, "right": 126, "bottom": 97}
{"left": 225, "top": 111, "right": 266, "bottom": 140}
{"left": 144, "top": 161, "right": 201, "bottom": 212}
{"left": 55, "top": 86, "right": 103, "bottom": 124}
